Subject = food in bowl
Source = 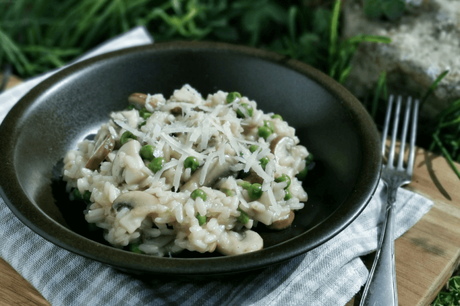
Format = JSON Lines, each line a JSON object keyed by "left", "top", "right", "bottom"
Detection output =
{"left": 62, "top": 84, "right": 312, "bottom": 257}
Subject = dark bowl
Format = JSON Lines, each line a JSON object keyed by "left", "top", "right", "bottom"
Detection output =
{"left": 0, "top": 41, "right": 381, "bottom": 276}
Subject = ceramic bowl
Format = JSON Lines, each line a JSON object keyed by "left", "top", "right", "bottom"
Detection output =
{"left": 0, "top": 41, "right": 381, "bottom": 276}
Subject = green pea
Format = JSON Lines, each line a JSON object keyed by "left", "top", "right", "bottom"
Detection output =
{"left": 221, "top": 188, "right": 234, "bottom": 197}
{"left": 248, "top": 183, "right": 263, "bottom": 200}
{"left": 237, "top": 181, "right": 251, "bottom": 189}
{"left": 138, "top": 121, "right": 147, "bottom": 128}
{"left": 236, "top": 103, "right": 253, "bottom": 118}
{"left": 237, "top": 208, "right": 249, "bottom": 224}
{"left": 271, "top": 114, "right": 283, "bottom": 120}
{"left": 126, "top": 104, "right": 135, "bottom": 110}
{"left": 284, "top": 188, "right": 292, "bottom": 201}
{"left": 72, "top": 189, "right": 82, "bottom": 201}
{"left": 264, "top": 120, "right": 275, "bottom": 132}
{"left": 196, "top": 213, "right": 207, "bottom": 226}
{"left": 258, "top": 126, "right": 272, "bottom": 140}
{"left": 226, "top": 92, "right": 242, "bottom": 103}
{"left": 191, "top": 189, "right": 207, "bottom": 201}
{"left": 249, "top": 144, "right": 259, "bottom": 153}
{"left": 306, "top": 153, "right": 314, "bottom": 165}
{"left": 83, "top": 190, "right": 92, "bottom": 203}
{"left": 259, "top": 156, "right": 269, "bottom": 170}
{"left": 139, "top": 108, "right": 152, "bottom": 119}
{"left": 120, "top": 131, "right": 137, "bottom": 145}
{"left": 296, "top": 167, "right": 308, "bottom": 180}
{"left": 184, "top": 156, "right": 199, "bottom": 172}
{"left": 140, "top": 145, "right": 155, "bottom": 161}
{"left": 275, "top": 174, "right": 291, "bottom": 188}
{"left": 139, "top": 108, "right": 146, "bottom": 115}
{"left": 297, "top": 155, "right": 313, "bottom": 180}
{"left": 129, "top": 243, "right": 143, "bottom": 254}
{"left": 148, "top": 157, "right": 165, "bottom": 173}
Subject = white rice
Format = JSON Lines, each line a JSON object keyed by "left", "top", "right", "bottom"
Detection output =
{"left": 62, "top": 85, "right": 310, "bottom": 257}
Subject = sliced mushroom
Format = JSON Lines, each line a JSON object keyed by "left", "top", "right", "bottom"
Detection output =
{"left": 180, "top": 157, "right": 233, "bottom": 192}
{"left": 268, "top": 211, "right": 295, "bottom": 230}
{"left": 112, "top": 191, "right": 157, "bottom": 211}
{"left": 112, "top": 140, "right": 148, "bottom": 185}
{"left": 112, "top": 191, "right": 160, "bottom": 234}
{"left": 170, "top": 106, "right": 182, "bottom": 115}
{"left": 242, "top": 169, "right": 263, "bottom": 185}
{"left": 128, "top": 93, "right": 158, "bottom": 109}
{"left": 85, "top": 130, "right": 116, "bottom": 170}
{"left": 217, "top": 230, "right": 263, "bottom": 256}
{"left": 270, "top": 136, "right": 295, "bottom": 157}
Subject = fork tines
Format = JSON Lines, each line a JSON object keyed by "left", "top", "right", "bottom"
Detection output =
{"left": 381, "top": 95, "right": 420, "bottom": 174}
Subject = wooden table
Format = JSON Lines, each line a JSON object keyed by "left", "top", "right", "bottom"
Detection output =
{"left": 1, "top": 75, "right": 460, "bottom": 306}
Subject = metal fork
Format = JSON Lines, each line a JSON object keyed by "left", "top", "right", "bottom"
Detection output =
{"left": 360, "top": 95, "right": 420, "bottom": 306}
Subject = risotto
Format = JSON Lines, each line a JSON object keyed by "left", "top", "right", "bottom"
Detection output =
{"left": 62, "top": 85, "right": 312, "bottom": 257}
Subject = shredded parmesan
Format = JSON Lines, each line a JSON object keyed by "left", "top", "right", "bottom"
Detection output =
{"left": 200, "top": 152, "right": 218, "bottom": 185}
{"left": 174, "top": 155, "right": 187, "bottom": 192}
{"left": 114, "top": 119, "right": 145, "bottom": 140}
{"left": 160, "top": 133, "right": 206, "bottom": 161}
{"left": 153, "top": 160, "right": 178, "bottom": 181}
{"left": 222, "top": 122, "right": 241, "bottom": 156}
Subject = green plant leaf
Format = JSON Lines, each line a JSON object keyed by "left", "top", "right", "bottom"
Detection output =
{"left": 449, "top": 276, "right": 460, "bottom": 292}
{"left": 433, "top": 133, "right": 460, "bottom": 180}
{"left": 364, "top": 0, "right": 384, "bottom": 19}
{"left": 213, "top": 26, "right": 239, "bottom": 41}
{"left": 371, "top": 71, "right": 387, "bottom": 119}
{"left": 382, "top": 0, "right": 406, "bottom": 20}
{"left": 287, "top": 6, "right": 297, "bottom": 42}
{"left": 328, "top": 0, "right": 341, "bottom": 70}
{"left": 421, "top": 70, "right": 449, "bottom": 109}
{"left": 313, "top": 8, "right": 331, "bottom": 37}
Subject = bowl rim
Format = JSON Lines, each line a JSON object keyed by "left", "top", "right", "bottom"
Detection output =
{"left": 0, "top": 41, "right": 381, "bottom": 275}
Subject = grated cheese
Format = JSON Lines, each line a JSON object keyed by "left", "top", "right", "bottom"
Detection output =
{"left": 200, "top": 152, "right": 218, "bottom": 185}
{"left": 222, "top": 122, "right": 242, "bottom": 156}
{"left": 153, "top": 160, "right": 178, "bottom": 181}
{"left": 160, "top": 133, "right": 206, "bottom": 161}
{"left": 173, "top": 155, "right": 187, "bottom": 192}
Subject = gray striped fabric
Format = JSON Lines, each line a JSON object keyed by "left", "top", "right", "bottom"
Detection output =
{"left": 0, "top": 28, "right": 434, "bottom": 306}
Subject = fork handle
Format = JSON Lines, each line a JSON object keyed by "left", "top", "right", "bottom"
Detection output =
{"left": 360, "top": 189, "right": 398, "bottom": 306}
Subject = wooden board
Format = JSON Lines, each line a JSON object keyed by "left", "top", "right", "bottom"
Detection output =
{"left": 2, "top": 75, "right": 460, "bottom": 306}
{"left": 347, "top": 149, "right": 460, "bottom": 306}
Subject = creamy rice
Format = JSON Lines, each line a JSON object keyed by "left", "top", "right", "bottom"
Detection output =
{"left": 62, "top": 85, "right": 310, "bottom": 257}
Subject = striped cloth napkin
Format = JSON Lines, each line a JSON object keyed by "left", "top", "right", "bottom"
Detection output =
{"left": 0, "top": 26, "right": 433, "bottom": 306}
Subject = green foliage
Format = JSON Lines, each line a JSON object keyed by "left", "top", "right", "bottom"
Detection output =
{"left": 433, "top": 276, "right": 460, "bottom": 306}
{"left": 0, "top": 0, "right": 390, "bottom": 84}
{"left": 423, "top": 70, "right": 460, "bottom": 180}
{"left": 364, "top": 0, "right": 406, "bottom": 20}
{"left": 371, "top": 71, "right": 388, "bottom": 120}
{"left": 328, "top": 1, "right": 391, "bottom": 83}
{"left": 422, "top": 70, "right": 450, "bottom": 109}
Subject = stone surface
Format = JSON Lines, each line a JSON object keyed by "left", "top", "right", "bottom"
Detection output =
{"left": 342, "top": 0, "right": 460, "bottom": 117}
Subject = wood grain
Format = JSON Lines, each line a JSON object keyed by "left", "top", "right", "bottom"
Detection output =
{"left": 2, "top": 74, "right": 460, "bottom": 305}
{"left": 347, "top": 148, "right": 460, "bottom": 306}
{"left": 0, "top": 258, "right": 50, "bottom": 306}
{"left": 0, "top": 73, "right": 22, "bottom": 90}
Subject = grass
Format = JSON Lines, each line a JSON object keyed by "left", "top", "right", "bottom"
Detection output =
{"left": 0, "top": 0, "right": 458, "bottom": 179}
{"left": 418, "top": 70, "right": 460, "bottom": 180}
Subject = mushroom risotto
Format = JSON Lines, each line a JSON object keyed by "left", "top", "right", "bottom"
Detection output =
{"left": 62, "top": 85, "right": 312, "bottom": 257}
